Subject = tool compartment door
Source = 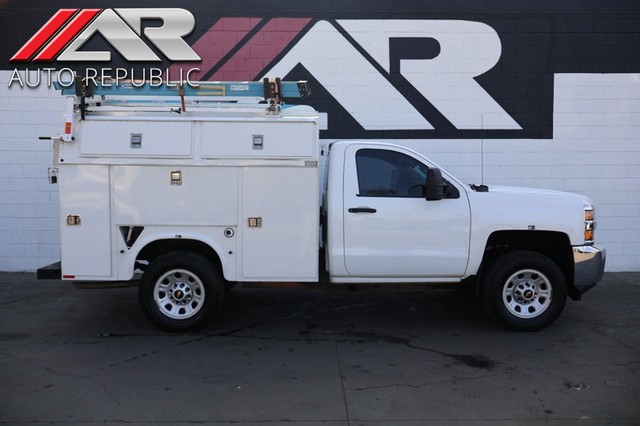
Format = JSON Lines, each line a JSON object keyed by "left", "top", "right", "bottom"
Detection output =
{"left": 59, "top": 165, "right": 112, "bottom": 278}
{"left": 241, "top": 166, "right": 318, "bottom": 280}
{"left": 202, "top": 121, "right": 315, "bottom": 159}
{"left": 78, "top": 120, "right": 192, "bottom": 158}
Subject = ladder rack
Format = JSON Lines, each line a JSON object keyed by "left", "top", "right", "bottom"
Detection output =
{"left": 54, "top": 77, "right": 311, "bottom": 117}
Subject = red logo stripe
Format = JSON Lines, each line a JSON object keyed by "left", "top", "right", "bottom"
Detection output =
{"left": 33, "top": 9, "right": 102, "bottom": 62}
{"left": 10, "top": 9, "right": 78, "bottom": 62}
{"left": 209, "top": 18, "right": 312, "bottom": 81}
{"left": 168, "top": 17, "right": 263, "bottom": 80}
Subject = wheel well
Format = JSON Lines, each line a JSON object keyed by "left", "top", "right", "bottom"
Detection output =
{"left": 480, "top": 231, "right": 574, "bottom": 295}
{"left": 136, "top": 239, "right": 224, "bottom": 279}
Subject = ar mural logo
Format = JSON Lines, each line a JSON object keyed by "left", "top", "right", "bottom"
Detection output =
{"left": 170, "top": 18, "right": 524, "bottom": 137}
{"left": 14, "top": 13, "right": 531, "bottom": 138}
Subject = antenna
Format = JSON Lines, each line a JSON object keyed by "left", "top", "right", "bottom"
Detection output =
{"left": 481, "top": 115, "right": 484, "bottom": 186}
{"left": 469, "top": 115, "right": 489, "bottom": 192}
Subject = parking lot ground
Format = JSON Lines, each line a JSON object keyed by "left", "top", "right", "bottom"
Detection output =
{"left": 0, "top": 272, "right": 639, "bottom": 425}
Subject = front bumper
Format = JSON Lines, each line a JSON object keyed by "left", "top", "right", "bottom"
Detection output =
{"left": 572, "top": 245, "right": 606, "bottom": 298}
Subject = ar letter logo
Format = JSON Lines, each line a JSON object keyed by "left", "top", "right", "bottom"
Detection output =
{"left": 265, "top": 20, "right": 520, "bottom": 130}
{"left": 11, "top": 8, "right": 201, "bottom": 62}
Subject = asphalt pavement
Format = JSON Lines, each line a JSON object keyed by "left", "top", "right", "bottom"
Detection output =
{"left": 0, "top": 272, "right": 639, "bottom": 425}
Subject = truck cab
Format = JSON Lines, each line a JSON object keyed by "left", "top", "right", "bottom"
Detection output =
{"left": 324, "top": 141, "right": 471, "bottom": 282}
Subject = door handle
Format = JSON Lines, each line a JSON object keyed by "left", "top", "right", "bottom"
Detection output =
{"left": 348, "top": 207, "right": 377, "bottom": 213}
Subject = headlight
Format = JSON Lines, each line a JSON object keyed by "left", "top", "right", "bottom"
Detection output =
{"left": 584, "top": 206, "right": 595, "bottom": 244}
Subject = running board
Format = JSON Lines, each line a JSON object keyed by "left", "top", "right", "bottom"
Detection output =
{"left": 242, "top": 282, "right": 317, "bottom": 289}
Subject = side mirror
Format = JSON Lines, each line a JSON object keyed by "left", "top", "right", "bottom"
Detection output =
{"left": 425, "top": 168, "right": 445, "bottom": 201}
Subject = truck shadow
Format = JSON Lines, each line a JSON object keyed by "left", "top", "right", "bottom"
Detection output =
{"left": 218, "top": 285, "right": 489, "bottom": 334}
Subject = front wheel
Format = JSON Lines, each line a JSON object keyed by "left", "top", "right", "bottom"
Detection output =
{"left": 481, "top": 250, "right": 567, "bottom": 331}
{"left": 138, "top": 251, "right": 224, "bottom": 332}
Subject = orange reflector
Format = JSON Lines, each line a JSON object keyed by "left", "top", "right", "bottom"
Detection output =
{"left": 64, "top": 122, "right": 72, "bottom": 134}
{"left": 585, "top": 229, "right": 594, "bottom": 242}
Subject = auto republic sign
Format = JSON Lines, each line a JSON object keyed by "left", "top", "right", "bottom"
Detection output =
{"left": 8, "top": 8, "right": 202, "bottom": 88}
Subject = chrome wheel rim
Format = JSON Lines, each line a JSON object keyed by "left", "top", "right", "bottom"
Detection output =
{"left": 154, "top": 269, "right": 205, "bottom": 320}
{"left": 502, "top": 269, "right": 552, "bottom": 319}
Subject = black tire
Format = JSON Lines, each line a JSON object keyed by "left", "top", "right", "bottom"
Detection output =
{"left": 481, "top": 250, "right": 567, "bottom": 331}
{"left": 138, "top": 251, "right": 224, "bottom": 332}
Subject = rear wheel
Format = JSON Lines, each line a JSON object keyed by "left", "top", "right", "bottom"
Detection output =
{"left": 139, "top": 251, "right": 224, "bottom": 332}
{"left": 482, "top": 250, "right": 567, "bottom": 331}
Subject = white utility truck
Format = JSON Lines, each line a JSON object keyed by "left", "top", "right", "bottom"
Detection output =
{"left": 38, "top": 78, "right": 605, "bottom": 332}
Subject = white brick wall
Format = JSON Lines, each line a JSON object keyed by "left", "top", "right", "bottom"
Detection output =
{"left": 1, "top": 71, "right": 639, "bottom": 271}
{"left": 0, "top": 71, "right": 64, "bottom": 271}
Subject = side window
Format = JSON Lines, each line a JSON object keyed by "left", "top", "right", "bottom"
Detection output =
{"left": 356, "top": 149, "right": 428, "bottom": 197}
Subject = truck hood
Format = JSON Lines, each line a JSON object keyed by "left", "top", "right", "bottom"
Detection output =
{"left": 467, "top": 185, "right": 593, "bottom": 246}
{"left": 484, "top": 185, "right": 592, "bottom": 203}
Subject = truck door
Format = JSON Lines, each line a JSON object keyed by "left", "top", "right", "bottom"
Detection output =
{"left": 343, "top": 145, "right": 471, "bottom": 278}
